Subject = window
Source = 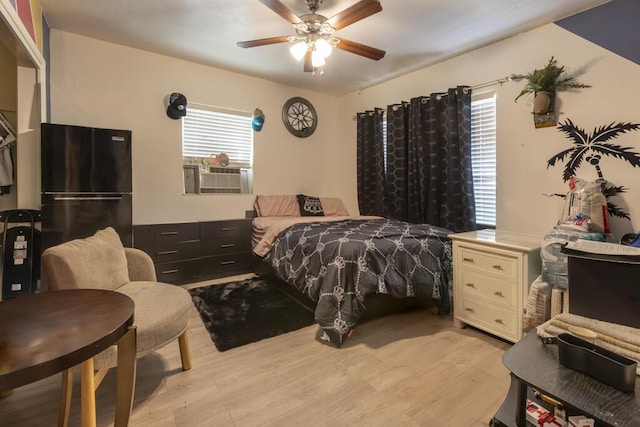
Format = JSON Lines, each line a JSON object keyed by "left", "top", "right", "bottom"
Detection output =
{"left": 470, "top": 92, "right": 497, "bottom": 227}
{"left": 182, "top": 105, "right": 253, "bottom": 194}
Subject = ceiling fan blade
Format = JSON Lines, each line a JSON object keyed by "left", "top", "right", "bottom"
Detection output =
{"left": 259, "top": 0, "right": 302, "bottom": 24}
{"left": 303, "top": 51, "right": 313, "bottom": 72}
{"left": 326, "top": 0, "right": 382, "bottom": 31}
{"left": 336, "top": 38, "right": 385, "bottom": 60}
{"left": 237, "top": 36, "right": 290, "bottom": 48}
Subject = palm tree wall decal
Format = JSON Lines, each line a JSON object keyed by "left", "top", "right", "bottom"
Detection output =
{"left": 547, "top": 119, "right": 640, "bottom": 219}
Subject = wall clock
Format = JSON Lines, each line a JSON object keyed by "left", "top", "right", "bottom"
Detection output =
{"left": 282, "top": 97, "right": 317, "bottom": 138}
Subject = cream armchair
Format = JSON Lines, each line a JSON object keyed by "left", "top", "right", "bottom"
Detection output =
{"left": 41, "top": 227, "right": 192, "bottom": 424}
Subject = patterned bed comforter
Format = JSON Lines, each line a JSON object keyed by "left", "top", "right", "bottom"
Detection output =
{"left": 266, "top": 218, "right": 453, "bottom": 346}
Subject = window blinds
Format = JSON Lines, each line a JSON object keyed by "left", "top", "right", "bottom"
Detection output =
{"left": 182, "top": 107, "right": 253, "bottom": 168}
{"left": 471, "top": 93, "right": 497, "bottom": 226}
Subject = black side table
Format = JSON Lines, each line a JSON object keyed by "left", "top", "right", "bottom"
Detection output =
{"left": 492, "top": 331, "right": 640, "bottom": 426}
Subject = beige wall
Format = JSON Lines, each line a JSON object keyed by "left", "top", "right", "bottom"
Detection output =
{"left": 49, "top": 23, "right": 640, "bottom": 240}
{"left": 337, "top": 24, "right": 640, "bottom": 240}
{"left": 0, "top": 40, "right": 17, "bottom": 210}
{"left": 48, "top": 30, "right": 346, "bottom": 225}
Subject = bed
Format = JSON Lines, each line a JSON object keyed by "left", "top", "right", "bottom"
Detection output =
{"left": 252, "top": 195, "right": 453, "bottom": 346}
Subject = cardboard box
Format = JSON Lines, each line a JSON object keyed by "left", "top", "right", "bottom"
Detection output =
{"left": 541, "top": 414, "right": 566, "bottom": 426}
{"left": 568, "top": 415, "right": 595, "bottom": 427}
{"left": 526, "top": 399, "right": 551, "bottom": 426}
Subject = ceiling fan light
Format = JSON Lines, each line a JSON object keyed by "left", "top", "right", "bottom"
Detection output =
{"left": 311, "top": 50, "right": 326, "bottom": 67}
{"left": 315, "top": 38, "right": 333, "bottom": 58}
{"left": 290, "top": 41, "right": 308, "bottom": 61}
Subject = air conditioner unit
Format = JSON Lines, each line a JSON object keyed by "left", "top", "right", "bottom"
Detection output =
{"left": 199, "top": 167, "right": 250, "bottom": 194}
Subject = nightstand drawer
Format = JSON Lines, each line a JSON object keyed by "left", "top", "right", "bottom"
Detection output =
{"left": 458, "top": 246, "right": 518, "bottom": 281}
{"left": 457, "top": 298, "right": 518, "bottom": 340}
{"left": 459, "top": 269, "right": 517, "bottom": 308}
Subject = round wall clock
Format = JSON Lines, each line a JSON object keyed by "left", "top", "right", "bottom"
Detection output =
{"left": 282, "top": 97, "right": 317, "bottom": 138}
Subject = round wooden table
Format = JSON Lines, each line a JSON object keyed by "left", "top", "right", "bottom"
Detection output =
{"left": 0, "top": 289, "right": 136, "bottom": 427}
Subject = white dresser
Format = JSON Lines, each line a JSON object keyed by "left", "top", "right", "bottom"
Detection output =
{"left": 449, "top": 229, "right": 542, "bottom": 342}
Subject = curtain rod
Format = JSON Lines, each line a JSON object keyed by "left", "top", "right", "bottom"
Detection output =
{"left": 472, "top": 73, "right": 524, "bottom": 91}
{"left": 353, "top": 73, "right": 525, "bottom": 119}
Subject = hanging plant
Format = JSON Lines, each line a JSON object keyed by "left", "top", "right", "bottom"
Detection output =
{"left": 514, "top": 56, "right": 591, "bottom": 103}
{"left": 515, "top": 57, "right": 591, "bottom": 128}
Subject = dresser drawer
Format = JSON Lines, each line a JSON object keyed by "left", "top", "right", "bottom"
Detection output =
{"left": 458, "top": 246, "right": 518, "bottom": 281}
{"left": 200, "top": 219, "right": 251, "bottom": 240}
{"left": 200, "top": 253, "right": 253, "bottom": 278}
{"left": 155, "top": 259, "right": 201, "bottom": 285}
{"left": 200, "top": 236, "right": 251, "bottom": 256}
{"left": 153, "top": 240, "right": 200, "bottom": 263}
{"left": 457, "top": 298, "right": 518, "bottom": 341}
{"left": 459, "top": 269, "right": 517, "bottom": 309}
{"left": 134, "top": 222, "right": 199, "bottom": 251}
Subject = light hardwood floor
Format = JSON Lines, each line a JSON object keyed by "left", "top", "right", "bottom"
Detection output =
{"left": 0, "top": 275, "right": 512, "bottom": 426}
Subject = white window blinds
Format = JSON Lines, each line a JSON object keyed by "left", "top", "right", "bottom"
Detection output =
{"left": 471, "top": 93, "right": 497, "bottom": 226}
{"left": 182, "top": 106, "right": 253, "bottom": 168}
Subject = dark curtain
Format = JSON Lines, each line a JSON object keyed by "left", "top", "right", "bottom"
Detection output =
{"left": 358, "top": 86, "right": 476, "bottom": 232}
{"left": 356, "top": 108, "right": 386, "bottom": 216}
{"left": 428, "top": 86, "right": 475, "bottom": 232}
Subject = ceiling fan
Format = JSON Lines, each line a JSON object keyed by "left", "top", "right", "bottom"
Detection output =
{"left": 237, "top": 0, "right": 385, "bottom": 73}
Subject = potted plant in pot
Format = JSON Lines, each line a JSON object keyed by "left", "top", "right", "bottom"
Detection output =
{"left": 515, "top": 56, "right": 591, "bottom": 128}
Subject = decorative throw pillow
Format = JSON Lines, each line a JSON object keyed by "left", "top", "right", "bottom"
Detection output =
{"left": 297, "top": 194, "right": 324, "bottom": 216}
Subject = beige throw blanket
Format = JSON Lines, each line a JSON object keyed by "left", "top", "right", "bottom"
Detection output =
{"left": 537, "top": 313, "right": 640, "bottom": 375}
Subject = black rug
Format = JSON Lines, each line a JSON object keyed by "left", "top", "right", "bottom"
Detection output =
{"left": 189, "top": 276, "right": 315, "bottom": 351}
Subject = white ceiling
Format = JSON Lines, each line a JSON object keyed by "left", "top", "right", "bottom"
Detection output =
{"left": 38, "top": 0, "right": 610, "bottom": 96}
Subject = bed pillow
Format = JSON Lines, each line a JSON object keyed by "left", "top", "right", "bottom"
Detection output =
{"left": 297, "top": 194, "right": 324, "bottom": 216}
{"left": 254, "top": 195, "right": 299, "bottom": 217}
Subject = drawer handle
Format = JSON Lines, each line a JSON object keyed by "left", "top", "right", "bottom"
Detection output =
{"left": 492, "top": 265, "right": 504, "bottom": 271}
{"left": 157, "top": 250, "right": 178, "bottom": 255}
{"left": 220, "top": 244, "right": 235, "bottom": 249}
{"left": 494, "top": 291, "right": 504, "bottom": 297}
{"left": 465, "top": 308, "right": 475, "bottom": 313}
{"left": 464, "top": 283, "right": 475, "bottom": 288}
{"left": 494, "top": 319, "right": 504, "bottom": 324}
{"left": 462, "top": 257, "right": 475, "bottom": 263}
{"left": 160, "top": 231, "right": 178, "bottom": 236}
{"left": 161, "top": 269, "right": 179, "bottom": 274}
{"left": 221, "top": 261, "right": 236, "bottom": 265}
{"left": 221, "top": 227, "right": 236, "bottom": 232}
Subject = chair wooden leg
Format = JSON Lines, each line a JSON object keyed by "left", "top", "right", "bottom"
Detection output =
{"left": 178, "top": 331, "right": 192, "bottom": 371}
{"left": 80, "top": 358, "right": 97, "bottom": 427}
{"left": 114, "top": 326, "right": 136, "bottom": 427}
{"left": 58, "top": 368, "right": 73, "bottom": 427}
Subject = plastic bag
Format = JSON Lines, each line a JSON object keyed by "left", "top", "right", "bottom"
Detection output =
{"left": 558, "top": 177, "right": 609, "bottom": 233}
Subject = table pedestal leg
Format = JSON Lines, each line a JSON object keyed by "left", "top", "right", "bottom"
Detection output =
{"left": 114, "top": 326, "right": 136, "bottom": 427}
{"left": 80, "top": 358, "right": 96, "bottom": 427}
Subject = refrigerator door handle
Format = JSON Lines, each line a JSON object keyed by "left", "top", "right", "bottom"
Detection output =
{"left": 52, "top": 196, "right": 124, "bottom": 201}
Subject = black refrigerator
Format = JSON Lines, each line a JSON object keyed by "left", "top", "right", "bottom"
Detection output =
{"left": 41, "top": 123, "right": 132, "bottom": 252}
